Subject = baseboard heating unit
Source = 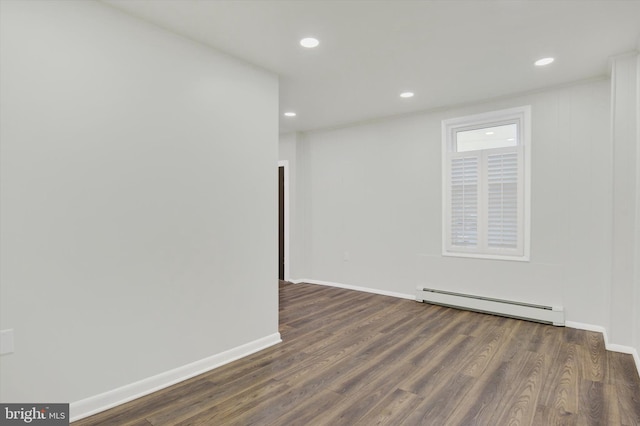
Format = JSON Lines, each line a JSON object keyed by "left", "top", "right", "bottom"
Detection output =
{"left": 416, "top": 286, "right": 564, "bottom": 326}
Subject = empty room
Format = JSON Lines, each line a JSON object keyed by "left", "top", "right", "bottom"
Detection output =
{"left": 1, "top": 0, "right": 639, "bottom": 424}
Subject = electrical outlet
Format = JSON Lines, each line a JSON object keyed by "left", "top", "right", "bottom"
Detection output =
{"left": 1, "top": 329, "right": 14, "bottom": 355}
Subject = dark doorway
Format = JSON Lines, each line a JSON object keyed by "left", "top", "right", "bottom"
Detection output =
{"left": 278, "top": 166, "right": 285, "bottom": 280}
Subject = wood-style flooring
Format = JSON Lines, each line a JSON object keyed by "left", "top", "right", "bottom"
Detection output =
{"left": 74, "top": 281, "right": 640, "bottom": 425}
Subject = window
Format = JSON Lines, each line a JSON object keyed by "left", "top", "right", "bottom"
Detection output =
{"left": 442, "top": 106, "right": 530, "bottom": 261}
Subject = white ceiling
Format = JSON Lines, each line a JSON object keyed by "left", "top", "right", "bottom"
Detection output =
{"left": 103, "top": 0, "right": 640, "bottom": 133}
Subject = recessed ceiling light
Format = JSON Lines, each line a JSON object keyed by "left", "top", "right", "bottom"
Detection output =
{"left": 485, "top": 131, "right": 494, "bottom": 135}
{"left": 284, "top": 112, "right": 296, "bottom": 117}
{"left": 535, "top": 57, "right": 554, "bottom": 66}
{"left": 507, "top": 138, "right": 515, "bottom": 141}
{"left": 400, "top": 92, "right": 414, "bottom": 98}
{"left": 300, "top": 38, "right": 319, "bottom": 48}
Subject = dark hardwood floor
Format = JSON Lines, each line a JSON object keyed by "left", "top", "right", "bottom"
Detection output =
{"left": 74, "top": 281, "right": 640, "bottom": 425}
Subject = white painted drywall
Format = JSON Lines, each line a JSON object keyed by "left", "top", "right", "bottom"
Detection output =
{"left": 279, "top": 134, "right": 297, "bottom": 280}
{"left": 609, "top": 53, "right": 640, "bottom": 352}
{"left": 0, "top": 0, "right": 278, "bottom": 404}
{"left": 636, "top": 52, "right": 640, "bottom": 366}
{"left": 280, "top": 134, "right": 298, "bottom": 166}
{"left": 279, "top": 132, "right": 315, "bottom": 280}
{"left": 296, "top": 79, "right": 612, "bottom": 329}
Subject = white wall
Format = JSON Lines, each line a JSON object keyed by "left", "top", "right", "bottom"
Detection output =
{"left": 0, "top": 0, "right": 278, "bottom": 410}
{"left": 290, "top": 79, "right": 613, "bottom": 329}
{"left": 279, "top": 132, "right": 313, "bottom": 280}
{"left": 279, "top": 133, "right": 297, "bottom": 280}
{"left": 609, "top": 52, "right": 640, "bottom": 355}
{"left": 636, "top": 52, "right": 640, "bottom": 365}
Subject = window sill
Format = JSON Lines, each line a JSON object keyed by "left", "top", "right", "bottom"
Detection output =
{"left": 442, "top": 251, "right": 530, "bottom": 262}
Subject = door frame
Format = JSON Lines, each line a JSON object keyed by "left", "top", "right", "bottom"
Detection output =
{"left": 278, "top": 160, "right": 290, "bottom": 281}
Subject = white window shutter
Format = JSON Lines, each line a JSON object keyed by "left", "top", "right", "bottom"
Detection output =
{"left": 449, "top": 155, "right": 479, "bottom": 248}
{"left": 486, "top": 150, "right": 519, "bottom": 251}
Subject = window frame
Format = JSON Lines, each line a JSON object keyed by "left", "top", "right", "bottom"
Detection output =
{"left": 441, "top": 106, "right": 531, "bottom": 261}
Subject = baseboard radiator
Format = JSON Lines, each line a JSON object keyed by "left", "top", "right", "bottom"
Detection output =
{"left": 416, "top": 286, "right": 565, "bottom": 326}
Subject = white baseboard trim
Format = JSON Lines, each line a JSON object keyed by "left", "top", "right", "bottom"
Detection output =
{"left": 70, "top": 332, "right": 282, "bottom": 422}
{"left": 290, "top": 278, "right": 414, "bottom": 300}
{"left": 566, "top": 321, "right": 639, "bottom": 377}
{"left": 565, "top": 321, "right": 609, "bottom": 341}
